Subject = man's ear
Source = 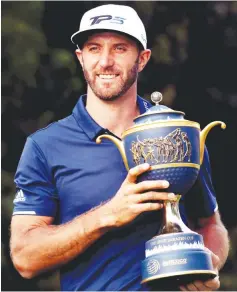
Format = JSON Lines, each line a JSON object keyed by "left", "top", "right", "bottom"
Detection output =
{"left": 138, "top": 49, "right": 151, "bottom": 73}
{"left": 75, "top": 49, "right": 84, "bottom": 69}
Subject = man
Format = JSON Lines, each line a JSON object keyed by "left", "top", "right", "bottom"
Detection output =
{"left": 10, "top": 4, "right": 229, "bottom": 291}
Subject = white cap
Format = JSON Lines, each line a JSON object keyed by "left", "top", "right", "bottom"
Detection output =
{"left": 71, "top": 4, "right": 147, "bottom": 50}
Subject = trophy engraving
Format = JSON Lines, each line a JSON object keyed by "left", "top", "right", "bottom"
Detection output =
{"left": 130, "top": 128, "right": 192, "bottom": 165}
{"left": 96, "top": 91, "right": 226, "bottom": 287}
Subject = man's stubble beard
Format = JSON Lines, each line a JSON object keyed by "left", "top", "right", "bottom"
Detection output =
{"left": 82, "top": 56, "right": 139, "bottom": 101}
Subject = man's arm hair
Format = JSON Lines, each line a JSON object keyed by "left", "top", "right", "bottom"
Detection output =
{"left": 10, "top": 206, "right": 113, "bottom": 279}
{"left": 189, "top": 210, "right": 229, "bottom": 271}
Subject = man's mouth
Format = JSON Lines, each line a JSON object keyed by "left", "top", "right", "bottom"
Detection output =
{"left": 97, "top": 74, "right": 119, "bottom": 79}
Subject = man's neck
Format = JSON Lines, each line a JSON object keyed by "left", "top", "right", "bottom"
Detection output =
{"left": 86, "top": 86, "right": 140, "bottom": 138}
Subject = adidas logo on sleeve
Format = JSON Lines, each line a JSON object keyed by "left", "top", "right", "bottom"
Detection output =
{"left": 14, "top": 190, "right": 26, "bottom": 203}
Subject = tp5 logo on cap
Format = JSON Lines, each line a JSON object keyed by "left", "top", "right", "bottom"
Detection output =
{"left": 90, "top": 15, "right": 126, "bottom": 25}
{"left": 71, "top": 4, "right": 147, "bottom": 50}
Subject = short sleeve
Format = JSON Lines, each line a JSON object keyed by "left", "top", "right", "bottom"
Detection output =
{"left": 183, "top": 146, "right": 218, "bottom": 220}
{"left": 13, "top": 137, "right": 58, "bottom": 217}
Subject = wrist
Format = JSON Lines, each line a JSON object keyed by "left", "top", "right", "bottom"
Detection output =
{"left": 96, "top": 202, "right": 117, "bottom": 231}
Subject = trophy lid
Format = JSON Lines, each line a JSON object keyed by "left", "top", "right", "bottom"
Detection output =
{"left": 134, "top": 91, "right": 185, "bottom": 125}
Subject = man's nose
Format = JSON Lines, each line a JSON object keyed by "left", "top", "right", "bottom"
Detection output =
{"left": 99, "top": 49, "right": 114, "bottom": 68}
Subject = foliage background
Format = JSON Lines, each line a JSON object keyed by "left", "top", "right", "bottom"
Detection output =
{"left": 2, "top": 1, "right": 237, "bottom": 291}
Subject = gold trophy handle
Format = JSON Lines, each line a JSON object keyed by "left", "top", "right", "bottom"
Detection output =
{"left": 200, "top": 121, "right": 226, "bottom": 165}
{"left": 96, "top": 135, "right": 129, "bottom": 171}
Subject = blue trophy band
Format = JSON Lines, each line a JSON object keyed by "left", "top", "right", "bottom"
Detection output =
{"left": 141, "top": 232, "right": 217, "bottom": 284}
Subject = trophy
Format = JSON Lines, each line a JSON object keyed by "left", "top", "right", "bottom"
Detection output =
{"left": 96, "top": 92, "right": 226, "bottom": 288}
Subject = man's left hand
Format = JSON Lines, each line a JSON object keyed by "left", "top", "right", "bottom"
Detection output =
{"left": 179, "top": 251, "right": 221, "bottom": 291}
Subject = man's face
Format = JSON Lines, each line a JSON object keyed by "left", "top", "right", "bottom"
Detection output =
{"left": 77, "top": 32, "right": 142, "bottom": 101}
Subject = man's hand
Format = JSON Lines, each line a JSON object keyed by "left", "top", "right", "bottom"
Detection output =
{"left": 180, "top": 250, "right": 221, "bottom": 291}
{"left": 99, "top": 163, "right": 176, "bottom": 228}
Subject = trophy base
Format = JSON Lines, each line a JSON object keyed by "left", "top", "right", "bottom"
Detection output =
{"left": 143, "top": 271, "right": 216, "bottom": 291}
{"left": 141, "top": 233, "right": 217, "bottom": 290}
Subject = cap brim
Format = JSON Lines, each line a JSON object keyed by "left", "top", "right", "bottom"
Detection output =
{"left": 71, "top": 28, "right": 144, "bottom": 50}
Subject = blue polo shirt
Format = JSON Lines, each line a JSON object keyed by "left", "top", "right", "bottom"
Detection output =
{"left": 13, "top": 95, "right": 217, "bottom": 291}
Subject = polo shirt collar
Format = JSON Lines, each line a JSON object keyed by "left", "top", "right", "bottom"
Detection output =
{"left": 72, "top": 94, "right": 151, "bottom": 141}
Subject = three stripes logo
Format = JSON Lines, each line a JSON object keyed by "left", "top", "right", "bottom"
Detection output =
{"left": 14, "top": 190, "right": 26, "bottom": 203}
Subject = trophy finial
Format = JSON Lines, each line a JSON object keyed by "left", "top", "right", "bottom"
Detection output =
{"left": 151, "top": 91, "right": 163, "bottom": 105}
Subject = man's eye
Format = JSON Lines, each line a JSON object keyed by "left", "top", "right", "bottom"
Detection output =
{"left": 89, "top": 46, "right": 99, "bottom": 52}
{"left": 115, "top": 46, "right": 126, "bottom": 52}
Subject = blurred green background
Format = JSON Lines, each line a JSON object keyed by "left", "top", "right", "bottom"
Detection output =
{"left": 2, "top": 1, "right": 237, "bottom": 291}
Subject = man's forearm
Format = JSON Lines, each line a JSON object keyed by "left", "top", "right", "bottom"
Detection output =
{"left": 11, "top": 205, "right": 113, "bottom": 278}
{"left": 194, "top": 212, "right": 229, "bottom": 271}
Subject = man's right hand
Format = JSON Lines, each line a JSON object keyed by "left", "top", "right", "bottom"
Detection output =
{"left": 99, "top": 163, "right": 176, "bottom": 228}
